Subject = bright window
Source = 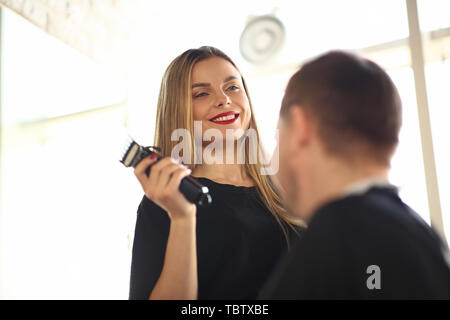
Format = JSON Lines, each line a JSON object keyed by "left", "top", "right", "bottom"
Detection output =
{"left": 425, "top": 59, "right": 450, "bottom": 243}
{"left": 0, "top": 8, "right": 131, "bottom": 299}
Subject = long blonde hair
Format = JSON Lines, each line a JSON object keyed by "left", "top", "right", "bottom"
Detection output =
{"left": 154, "top": 46, "right": 303, "bottom": 244}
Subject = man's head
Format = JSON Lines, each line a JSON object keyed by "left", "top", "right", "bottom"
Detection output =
{"left": 276, "top": 51, "right": 402, "bottom": 219}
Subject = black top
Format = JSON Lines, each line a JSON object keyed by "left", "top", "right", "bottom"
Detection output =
{"left": 129, "top": 177, "right": 299, "bottom": 299}
{"left": 261, "top": 187, "right": 450, "bottom": 299}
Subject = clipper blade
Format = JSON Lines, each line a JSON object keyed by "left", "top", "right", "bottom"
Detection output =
{"left": 120, "top": 137, "right": 141, "bottom": 168}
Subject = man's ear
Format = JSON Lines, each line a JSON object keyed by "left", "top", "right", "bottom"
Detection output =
{"left": 290, "top": 105, "right": 313, "bottom": 148}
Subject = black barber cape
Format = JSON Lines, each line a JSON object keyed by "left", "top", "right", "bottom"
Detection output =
{"left": 260, "top": 187, "right": 450, "bottom": 299}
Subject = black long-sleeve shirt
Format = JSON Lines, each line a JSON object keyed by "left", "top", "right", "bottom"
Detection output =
{"left": 129, "top": 177, "right": 299, "bottom": 299}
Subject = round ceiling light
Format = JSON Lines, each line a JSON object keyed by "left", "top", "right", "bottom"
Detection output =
{"left": 239, "top": 15, "right": 285, "bottom": 64}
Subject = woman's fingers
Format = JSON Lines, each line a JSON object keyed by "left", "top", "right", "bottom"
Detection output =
{"left": 165, "top": 167, "right": 192, "bottom": 193}
{"left": 134, "top": 157, "right": 196, "bottom": 219}
{"left": 157, "top": 160, "right": 186, "bottom": 192}
{"left": 134, "top": 154, "right": 158, "bottom": 185}
{"left": 146, "top": 157, "right": 176, "bottom": 191}
{"left": 134, "top": 156, "right": 189, "bottom": 199}
{"left": 133, "top": 155, "right": 196, "bottom": 219}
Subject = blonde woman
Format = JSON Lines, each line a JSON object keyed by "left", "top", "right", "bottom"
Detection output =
{"left": 129, "top": 46, "right": 302, "bottom": 300}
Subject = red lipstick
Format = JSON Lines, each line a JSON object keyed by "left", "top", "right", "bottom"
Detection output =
{"left": 209, "top": 111, "right": 240, "bottom": 124}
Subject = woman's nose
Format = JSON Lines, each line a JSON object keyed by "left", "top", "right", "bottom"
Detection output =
{"left": 216, "top": 91, "right": 231, "bottom": 107}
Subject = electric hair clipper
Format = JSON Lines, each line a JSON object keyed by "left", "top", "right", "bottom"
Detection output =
{"left": 120, "top": 138, "right": 212, "bottom": 207}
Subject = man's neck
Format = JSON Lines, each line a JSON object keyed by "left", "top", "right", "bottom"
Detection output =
{"left": 296, "top": 158, "right": 390, "bottom": 223}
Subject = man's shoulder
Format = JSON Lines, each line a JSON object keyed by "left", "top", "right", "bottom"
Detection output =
{"left": 295, "top": 187, "right": 449, "bottom": 273}
{"left": 261, "top": 187, "right": 450, "bottom": 299}
{"left": 297, "top": 187, "right": 439, "bottom": 264}
{"left": 309, "top": 187, "right": 415, "bottom": 234}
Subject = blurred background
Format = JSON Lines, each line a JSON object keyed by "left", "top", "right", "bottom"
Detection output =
{"left": 0, "top": 0, "right": 449, "bottom": 299}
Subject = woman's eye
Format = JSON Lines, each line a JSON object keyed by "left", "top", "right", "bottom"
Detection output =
{"left": 194, "top": 92, "right": 208, "bottom": 98}
{"left": 227, "top": 85, "right": 240, "bottom": 91}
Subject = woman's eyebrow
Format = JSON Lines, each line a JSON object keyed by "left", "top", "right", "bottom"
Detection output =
{"left": 191, "top": 76, "right": 239, "bottom": 89}
{"left": 192, "top": 82, "right": 210, "bottom": 89}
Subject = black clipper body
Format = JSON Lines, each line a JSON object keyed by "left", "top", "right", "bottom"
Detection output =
{"left": 120, "top": 139, "right": 212, "bottom": 207}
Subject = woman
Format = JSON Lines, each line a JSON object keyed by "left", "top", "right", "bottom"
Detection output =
{"left": 129, "top": 46, "right": 303, "bottom": 300}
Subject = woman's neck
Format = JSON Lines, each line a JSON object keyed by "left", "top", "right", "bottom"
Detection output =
{"left": 192, "top": 163, "right": 255, "bottom": 187}
{"left": 191, "top": 142, "right": 256, "bottom": 187}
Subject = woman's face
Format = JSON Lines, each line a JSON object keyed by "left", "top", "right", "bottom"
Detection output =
{"left": 191, "top": 57, "right": 251, "bottom": 140}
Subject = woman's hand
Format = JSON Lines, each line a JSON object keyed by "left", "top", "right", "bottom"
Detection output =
{"left": 134, "top": 155, "right": 196, "bottom": 220}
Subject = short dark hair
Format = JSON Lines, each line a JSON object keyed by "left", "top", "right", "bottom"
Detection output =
{"left": 280, "top": 51, "right": 402, "bottom": 165}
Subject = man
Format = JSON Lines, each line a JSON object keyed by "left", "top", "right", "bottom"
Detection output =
{"left": 261, "top": 51, "right": 450, "bottom": 299}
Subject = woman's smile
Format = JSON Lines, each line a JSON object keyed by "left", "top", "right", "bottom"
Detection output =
{"left": 209, "top": 111, "right": 240, "bottom": 124}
